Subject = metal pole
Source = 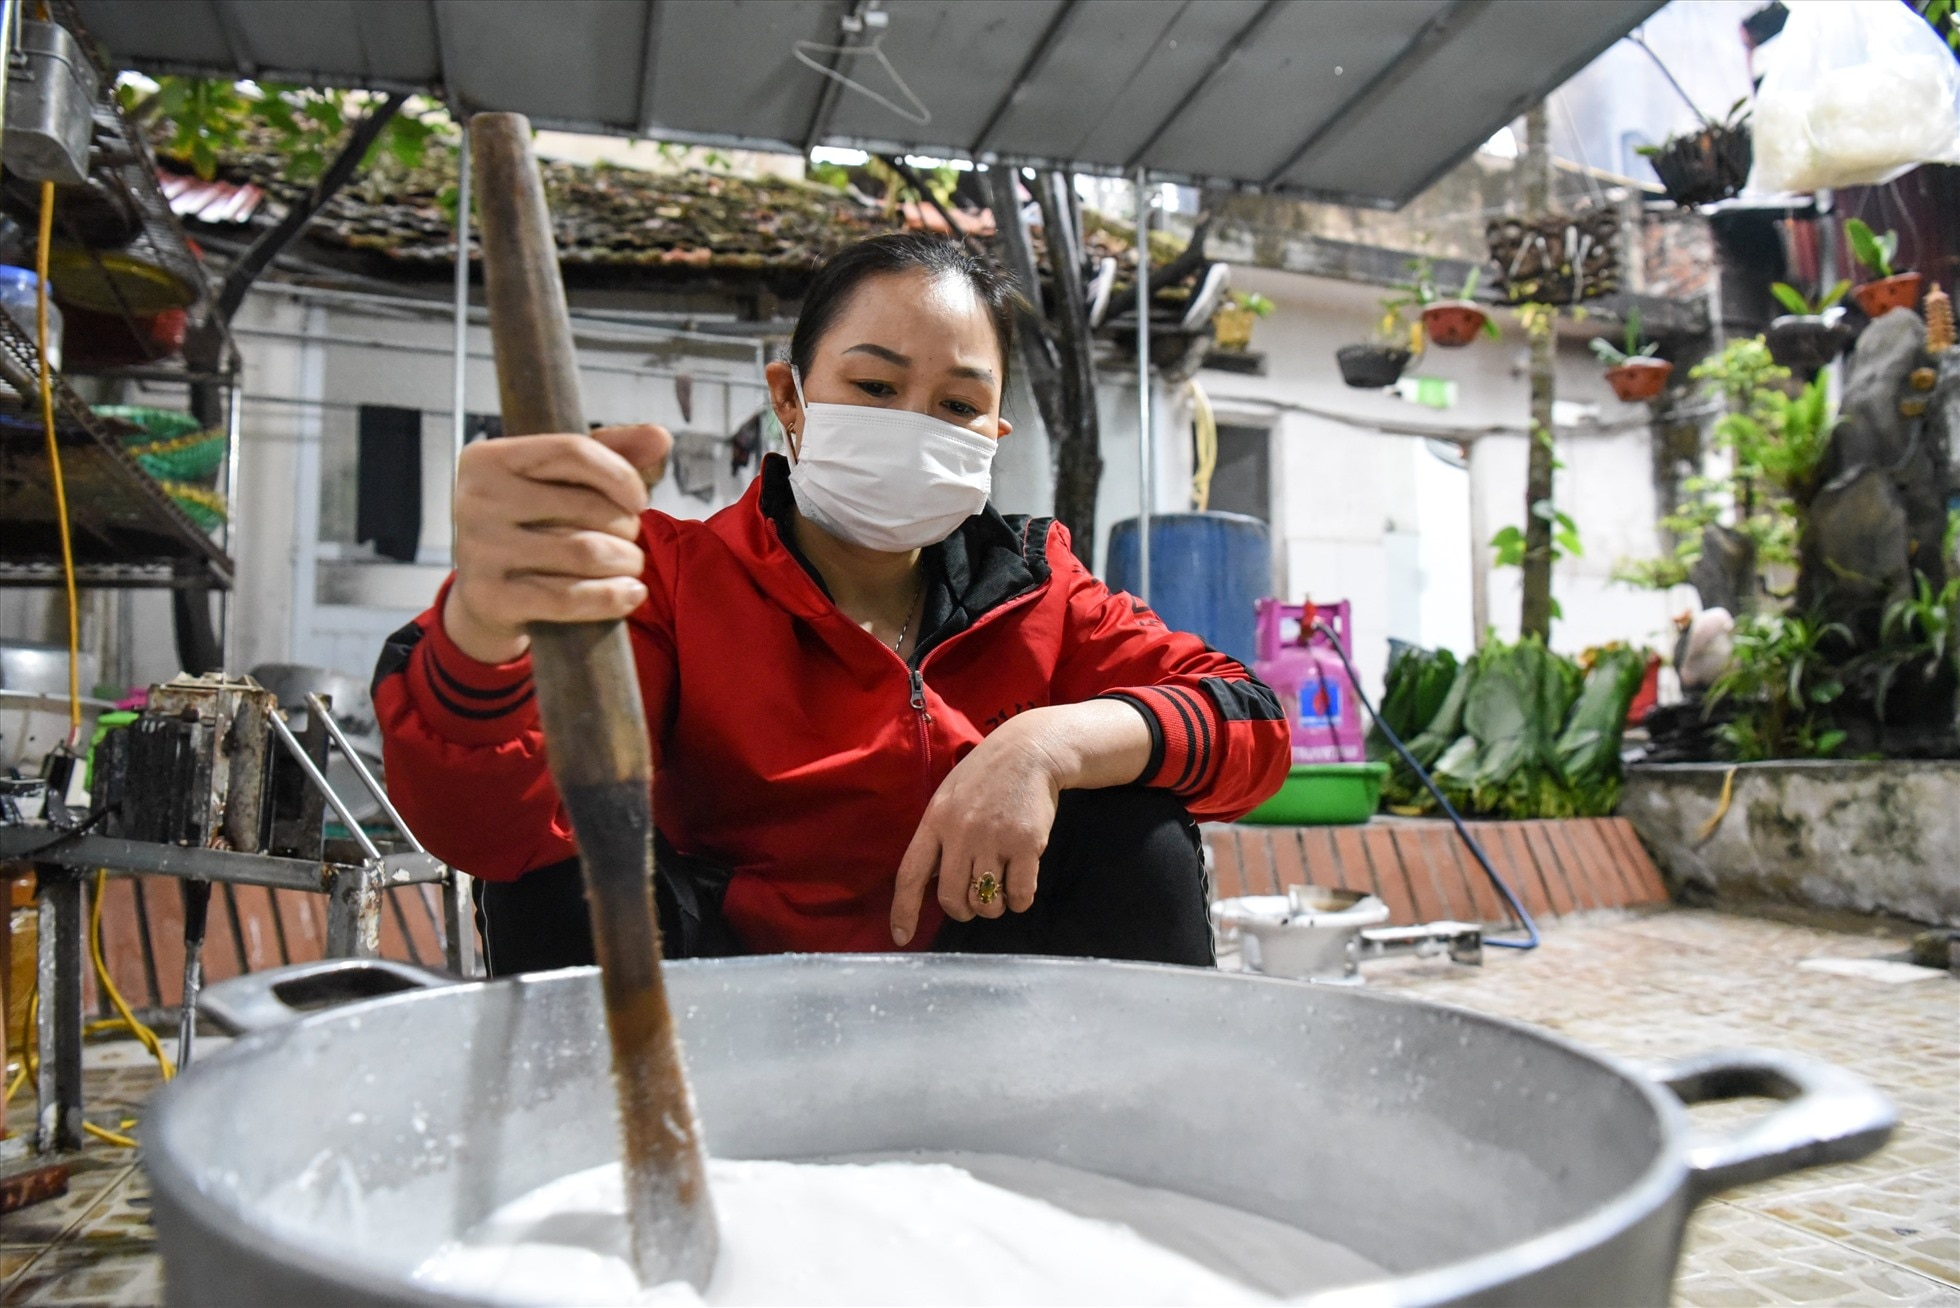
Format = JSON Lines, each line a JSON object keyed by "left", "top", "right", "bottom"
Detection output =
{"left": 1134, "top": 167, "right": 1152, "bottom": 603}
{"left": 451, "top": 123, "right": 472, "bottom": 550}
{"left": 35, "top": 870, "right": 83, "bottom": 1151}
{"left": 0, "top": 2, "right": 17, "bottom": 145}
{"left": 304, "top": 692, "right": 423, "bottom": 852}
{"left": 220, "top": 375, "right": 242, "bottom": 670}
{"left": 267, "top": 707, "right": 384, "bottom": 863}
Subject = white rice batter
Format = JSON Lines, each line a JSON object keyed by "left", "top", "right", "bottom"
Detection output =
{"left": 414, "top": 1153, "right": 1380, "bottom": 1306}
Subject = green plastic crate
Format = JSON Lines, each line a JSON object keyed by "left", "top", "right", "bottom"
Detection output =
{"left": 1238, "top": 761, "right": 1388, "bottom": 826}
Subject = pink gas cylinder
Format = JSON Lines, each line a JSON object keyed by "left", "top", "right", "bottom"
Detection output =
{"left": 1254, "top": 599, "right": 1366, "bottom": 765}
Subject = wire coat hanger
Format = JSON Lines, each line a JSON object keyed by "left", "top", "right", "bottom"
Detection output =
{"left": 793, "top": 27, "right": 932, "bottom": 127}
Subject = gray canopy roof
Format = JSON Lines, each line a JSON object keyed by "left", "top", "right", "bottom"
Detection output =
{"left": 76, "top": 0, "right": 1662, "bottom": 209}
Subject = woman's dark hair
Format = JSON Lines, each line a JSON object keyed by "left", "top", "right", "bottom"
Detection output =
{"left": 790, "top": 233, "right": 1019, "bottom": 388}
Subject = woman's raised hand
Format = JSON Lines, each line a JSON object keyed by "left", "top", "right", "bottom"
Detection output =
{"left": 444, "top": 425, "right": 672, "bottom": 664}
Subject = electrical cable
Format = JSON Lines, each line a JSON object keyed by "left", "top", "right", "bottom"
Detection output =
{"left": 1311, "top": 621, "right": 1541, "bottom": 951}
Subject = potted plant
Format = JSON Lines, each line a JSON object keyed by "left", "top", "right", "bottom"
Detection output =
{"left": 1212, "top": 289, "right": 1273, "bottom": 352}
{"left": 1638, "top": 97, "right": 1753, "bottom": 207}
{"left": 1486, "top": 209, "right": 1622, "bottom": 304}
{"left": 1336, "top": 299, "right": 1417, "bottom": 389}
{"left": 1590, "top": 307, "right": 1672, "bottom": 402}
{"left": 1392, "top": 257, "right": 1498, "bottom": 349}
{"left": 1766, "top": 281, "right": 1853, "bottom": 370}
{"left": 1844, "top": 219, "right": 1922, "bottom": 319}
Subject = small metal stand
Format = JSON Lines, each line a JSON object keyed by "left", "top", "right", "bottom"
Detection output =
{"left": 3, "top": 693, "right": 475, "bottom": 1153}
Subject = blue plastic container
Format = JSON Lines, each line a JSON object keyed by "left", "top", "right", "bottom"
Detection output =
{"left": 1106, "top": 512, "right": 1271, "bottom": 667}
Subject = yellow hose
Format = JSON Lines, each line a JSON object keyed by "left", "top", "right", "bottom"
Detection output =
{"left": 4, "top": 874, "right": 176, "bottom": 1146}
{"left": 1694, "top": 766, "right": 1739, "bottom": 845}
{"left": 90, "top": 870, "right": 175, "bottom": 1083}
{"left": 1188, "top": 378, "right": 1218, "bottom": 512}
{"left": 8, "top": 182, "right": 175, "bottom": 1145}
{"left": 35, "top": 180, "right": 80, "bottom": 739}
{"left": 5, "top": 984, "right": 35, "bottom": 1103}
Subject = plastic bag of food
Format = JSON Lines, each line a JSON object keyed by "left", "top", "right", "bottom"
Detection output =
{"left": 1748, "top": 0, "right": 1960, "bottom": 195}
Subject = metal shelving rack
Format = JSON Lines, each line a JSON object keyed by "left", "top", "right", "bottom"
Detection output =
{"left": 0, "top": 5, "right": 237, "bottom": 589}
{"left": 0, "top": 313, "right": 233, "bottom": 587}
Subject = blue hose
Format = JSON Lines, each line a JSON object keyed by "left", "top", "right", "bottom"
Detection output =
{"left": 1313, "top": 622, "right": 1540, "bottom": 951}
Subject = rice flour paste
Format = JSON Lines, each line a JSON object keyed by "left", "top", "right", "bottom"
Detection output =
{"left": 414, "top": 1153, "right": 1385, "bottom": 1305}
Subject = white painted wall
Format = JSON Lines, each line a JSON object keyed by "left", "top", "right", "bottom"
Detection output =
{"left": 1107, "top": 264, "right": 1697, "bottom": 693}
{"left": 221, "top": 285, "right": 770, "bottom": 682}
{"left": 17, "top": 262, "right": 1696, "bottom": 705}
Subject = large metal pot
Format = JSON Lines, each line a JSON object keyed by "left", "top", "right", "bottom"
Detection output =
{"left": 146, "top": 956, "right": 1894, "bottom": 1307}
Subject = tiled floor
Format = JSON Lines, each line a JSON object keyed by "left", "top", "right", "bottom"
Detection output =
{"left": 0, "top": 908, "right": 1954, "bottom": 1305}
{"left": 1, "top": 1042, "right": 170, "bottom": 1307}
{"left": 1363, "top": 908, "right": 1960, "bottom": 1307}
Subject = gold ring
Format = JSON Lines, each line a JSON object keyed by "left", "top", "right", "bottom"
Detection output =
{"left": 972, "top": 871, "right": 1001, "bottom": 905}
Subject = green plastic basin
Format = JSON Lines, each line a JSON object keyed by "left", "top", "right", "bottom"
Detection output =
{"left": 1238, "top": 761, "right": 1389, "bottom": 826}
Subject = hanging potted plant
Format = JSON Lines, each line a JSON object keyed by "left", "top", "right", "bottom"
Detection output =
{"left": 1844, "top": 219, "right": 1922, "bottom": 319}
{"left": 1766, "top": 281, "right": 1853, "bottom": 370}
{"left": 1423, "top": 267, "right": 1498, "bottom": 348}
{"left": 1392, "top": 256, "right": 1498, "bottom": 350}
{"left": 1486, "top": 208, "right": 1622, "bottom": 304}
{"left": 1336, "top": 297, "right": 1418, "bottom": 389}
{"left": 1590, "top": 307, "right": 1672, "bottom": 402}
{"left": 1211, "top": 290, "right": 1274, "bottom": 352}
{"left": 1638, "top": 97, "right": 1753, "bottom": 207}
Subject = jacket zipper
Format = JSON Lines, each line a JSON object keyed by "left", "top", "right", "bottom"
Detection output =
{"left": 908, "top": 667, "right": 932, "bottom": 795}
{"left": 901, "top": 582, "right": 1049, "bottom": 795}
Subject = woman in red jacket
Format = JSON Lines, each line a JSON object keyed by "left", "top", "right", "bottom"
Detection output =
{"left": 374, "top": 233, "right": 1288, "bottom": 975}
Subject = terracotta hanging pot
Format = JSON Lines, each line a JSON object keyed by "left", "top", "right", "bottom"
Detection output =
{"left": 1850, "top": 272, "right": 1922, "bottom": 321}
{"left": 1335, "top": 344, "right": 1412, "bottom": 389}
{"left": 1421, "top": 301, "right": 1488, "bottom": 349}
{"left": 1605, "top": 358, "right": 1673, "bottom": 403}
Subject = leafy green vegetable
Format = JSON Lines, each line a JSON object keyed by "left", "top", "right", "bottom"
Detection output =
{"left": 1556, "top": 646, "right": 1647, "bottom": 815}
{"left": 1380, "top": 657, "right": 1475, "bottom": 807}
{"left": 1370, "top": 645, "right": 1460, "bottom": 755}
{"left": 1375, "top": 636, "right": 1641, "bottom": 819}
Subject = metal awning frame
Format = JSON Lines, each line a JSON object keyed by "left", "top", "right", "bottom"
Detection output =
{"left": 103, "top": 0, "right": 1658, "bottom": 214}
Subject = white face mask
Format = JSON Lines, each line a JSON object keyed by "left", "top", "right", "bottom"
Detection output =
{"left": 786, "top": 365, "right": 999, "bottom": 553}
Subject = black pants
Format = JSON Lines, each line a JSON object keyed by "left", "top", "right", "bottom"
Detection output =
{"left": 473, "top": 787, "right": 1213, "bottom": 976}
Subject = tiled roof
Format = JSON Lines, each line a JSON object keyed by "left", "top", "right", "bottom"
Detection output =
{"left": 156, "top": 126, "right": 900, "bottom": 283}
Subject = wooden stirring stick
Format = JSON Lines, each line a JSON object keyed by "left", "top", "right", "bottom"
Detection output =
{"left": 468, "top": 111, "right": 718, "bottom": 1291}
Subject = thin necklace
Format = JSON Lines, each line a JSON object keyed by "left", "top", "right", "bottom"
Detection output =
{"left": 890, "top": 571, "right": 924, "bottom": 653}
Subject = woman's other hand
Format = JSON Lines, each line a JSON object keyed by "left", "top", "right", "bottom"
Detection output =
{"left": 889, "top": 700, "right": 1153, "bottom": 945}
{"left": 889, "top": 713, "right": 1064, "bottom": 944}
{"left": 445, "top": 425, "right": 672, "bottom": 664}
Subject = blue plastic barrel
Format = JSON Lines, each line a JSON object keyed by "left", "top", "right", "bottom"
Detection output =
{"left": 1106, "top": 512, "right": 1271, "bottom": 667}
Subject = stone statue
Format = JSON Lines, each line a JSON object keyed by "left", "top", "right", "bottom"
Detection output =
{"left": 1798, "top": 293, "right": 1959, "bottom": 754}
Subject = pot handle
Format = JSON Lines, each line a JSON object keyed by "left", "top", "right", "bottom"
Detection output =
{"left": 200, "top": 958, "right": 458, "bottom": 1036}
{"left": 1650, "top": 1048, "right": 1896, "bottom": 1198}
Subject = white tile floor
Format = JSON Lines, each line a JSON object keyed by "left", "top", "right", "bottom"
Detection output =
{"left": 1365, "top": 909, "right": 1960, "bottom": 1307}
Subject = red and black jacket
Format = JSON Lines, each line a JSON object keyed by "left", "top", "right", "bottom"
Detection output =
{"left": 374, "top": 454, "right": 1288, "bottom": 954}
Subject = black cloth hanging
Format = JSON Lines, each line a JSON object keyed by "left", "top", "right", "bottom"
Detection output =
{"left": 356, "top": 404, "right": 422, "bottom": 563}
